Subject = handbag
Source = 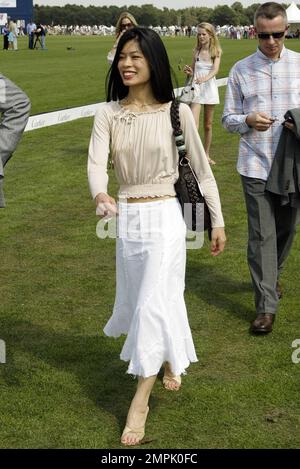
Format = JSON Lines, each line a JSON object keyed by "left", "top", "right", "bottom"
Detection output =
{"left": 179, "top": 76, "right": 195, "bottom": 105}
{"left": 170, "top": 99, "right": 212, "bottom": 237}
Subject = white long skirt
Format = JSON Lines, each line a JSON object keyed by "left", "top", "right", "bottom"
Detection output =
{"left": 103, "top": 198, "right": 198, "bottom": 378}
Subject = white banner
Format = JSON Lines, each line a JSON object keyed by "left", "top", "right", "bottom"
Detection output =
{"left": 0, "top": 1, "right": 17, "bottom": 7}
{"left": 25, "top": 78, "right": 228, "bottom": 132}
{"left": 25, "top": 103, "right": 101, "bottom": 132}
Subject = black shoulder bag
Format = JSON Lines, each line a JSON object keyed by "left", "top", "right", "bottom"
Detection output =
{"left": 170, "top": 99, "right": 212, "bottom": 238}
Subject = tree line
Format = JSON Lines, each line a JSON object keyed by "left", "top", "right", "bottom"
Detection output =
{"left": 33, "top": 2, "right": 289, "bottom": 27}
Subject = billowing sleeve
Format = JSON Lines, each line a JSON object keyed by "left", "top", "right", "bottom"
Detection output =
{"left": 179, "top": 103, "right": 225, "bottom": 228}
{"left": 87, "top": 103, "right": 111, "bottom": 199}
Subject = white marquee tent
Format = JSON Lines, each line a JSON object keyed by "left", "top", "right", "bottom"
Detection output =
{"left": 286, "top": 2, "right": 300, "bottom": 33}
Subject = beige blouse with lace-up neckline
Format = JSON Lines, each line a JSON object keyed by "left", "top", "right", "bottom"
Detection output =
{"left": 88, "top": 100, "right": 224, "bottom": 228}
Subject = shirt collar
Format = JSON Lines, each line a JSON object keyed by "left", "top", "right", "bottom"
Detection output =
{"left": 256, "top": 44, "right": 287, "bottom": 62}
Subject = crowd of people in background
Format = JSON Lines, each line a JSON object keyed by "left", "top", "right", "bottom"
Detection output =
{"left": 37, "top": 23, "right": 300, "bottom": 39}
{"left": 2, "top": 20, "right": 300, "bottom": 43}
{"left": 2, "top": 18, "right": 47, "bottom": 50}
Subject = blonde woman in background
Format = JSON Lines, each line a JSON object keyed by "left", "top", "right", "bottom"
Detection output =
{"left": 184, "top": 22, "right": 222, "bottom": 165}
{"left": 107, "top": 12, "right": 137, "bottom": 64}
{"left": 7, "top": 21, "right": 15, "bottom": 50}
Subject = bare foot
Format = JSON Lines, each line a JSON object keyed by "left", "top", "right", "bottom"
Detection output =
{"left": 121, "top": 406, "right": 149, "bottom": 446}
{"left": 162, "top": 362, "right": 181, "bottom": 391}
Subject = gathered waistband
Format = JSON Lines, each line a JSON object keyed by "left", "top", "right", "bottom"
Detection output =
{"left": 118, "top": 183, "right": 177, "bottom": 200}
{"left": 122, "top": 195, "right": 176, "bottom": 204}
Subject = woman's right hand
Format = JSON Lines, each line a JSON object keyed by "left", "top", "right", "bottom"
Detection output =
{"left": 183, "top": 65, "right": 193, "bottom": 75}
{"left": 95, "top": 192, "right": 118, "bottom": 218}
{"left": 210, "top": 227, "right": 226, "bottom": 257}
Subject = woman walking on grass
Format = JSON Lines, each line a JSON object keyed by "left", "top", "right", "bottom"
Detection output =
{"left": 88, "top": 27, "right": 226, "bottom": 446}
{"left": 184, "top": 22, "right": 222, "bottom": 165}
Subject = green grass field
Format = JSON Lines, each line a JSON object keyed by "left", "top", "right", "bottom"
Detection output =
{"left": 0, "top": 35, "right": 300, "bottom": 449}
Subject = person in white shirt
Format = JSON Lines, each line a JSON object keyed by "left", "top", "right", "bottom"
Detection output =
{"left": 88, "top": 27, "right": 226, "bottom": 446}
{"left": 27, "top": 19, "right": 36, "bottom": 49}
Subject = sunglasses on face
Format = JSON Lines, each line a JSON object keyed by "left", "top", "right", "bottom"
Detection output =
{"left": 257, "top": 31, "right": 285, "bottom": 40}
{"left": 121, "top": 22, "right": 132, "bottom": 31}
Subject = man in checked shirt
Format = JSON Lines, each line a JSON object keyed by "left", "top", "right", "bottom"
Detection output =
{"left": 222, "top": 2, "right": 300, "bottom": 334}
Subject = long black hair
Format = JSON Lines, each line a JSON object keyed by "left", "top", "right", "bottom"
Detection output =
{"left": 106, "top": 27, "right": 176, "bottom": 103}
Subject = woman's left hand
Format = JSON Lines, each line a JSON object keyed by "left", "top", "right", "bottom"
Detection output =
{"left": 183, "top": 65, "right": 193, "bottom": 75}
{"left": 210, "top": 227, "right": 226, "bottom": 256}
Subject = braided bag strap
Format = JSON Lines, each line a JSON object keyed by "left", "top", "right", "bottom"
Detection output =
{"left": 170, "top": 99, "right": 188, "bottom": 163}
{"left": 170, "top": 100, "right": 212, "bottom": 236}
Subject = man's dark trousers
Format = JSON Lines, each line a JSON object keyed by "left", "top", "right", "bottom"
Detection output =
{"left": 241, "top": 176, "right": 298, "bottom": 314}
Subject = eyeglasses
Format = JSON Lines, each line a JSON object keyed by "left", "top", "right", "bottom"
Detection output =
{"left": 121, "top": 22, "right": 132, "bottom": 31}
{"left": 257, "top": 31, "right": 285, "bottom": 40}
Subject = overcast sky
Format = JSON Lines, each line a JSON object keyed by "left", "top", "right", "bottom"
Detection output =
{"left": 34, "top": 1, "right": 295, "bottom": 9}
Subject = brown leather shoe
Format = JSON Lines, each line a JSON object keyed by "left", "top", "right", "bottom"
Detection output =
{"left": 276, "top": 282, "right": 283, "bottom": 300}
{"left": 251, "top": 313, "right": 275, "bottom": 334}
